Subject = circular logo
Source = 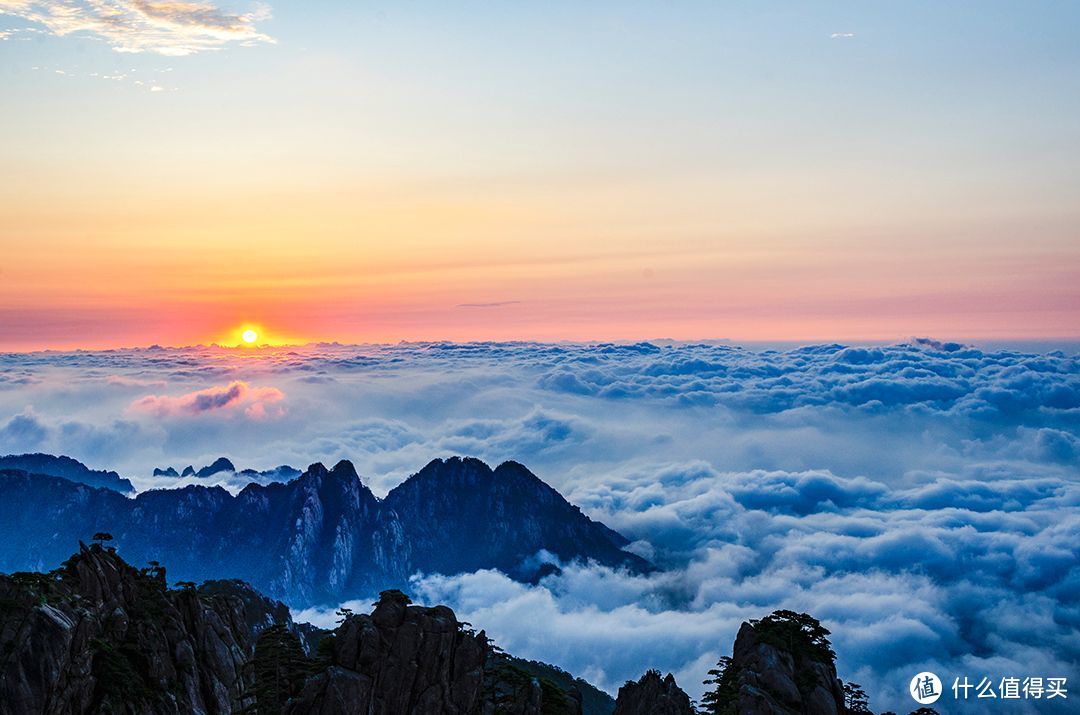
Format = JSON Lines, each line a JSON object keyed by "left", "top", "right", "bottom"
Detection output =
{"left": 910, "top": 672, "right": 942, "bottom": 705}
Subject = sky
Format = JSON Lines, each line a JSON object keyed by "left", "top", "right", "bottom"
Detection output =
{"left": 1, "top": 339, "right": 1077, "bottom": 712}
{"left": 2, "top": 1, "right": 1079, "bottom": 349}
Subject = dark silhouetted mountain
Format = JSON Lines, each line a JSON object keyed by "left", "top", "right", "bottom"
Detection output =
{"left": 700, "top": 610, "right": 848, "bottom": 715}
{"left": 154, "top": 458, "right": 300, "bottom": 483}
{"left": 0, "top": 548, "right": 873, "bottom": 715}
{"left": 0, "top": 453, "right": 133, "bottom": 493}
{"left": 0, "top": 456, "right": 649, "bottom": 604}
{"left": 286, "top": 589, "right": 488, "bottom": 713}
{"left": 197, "top": 456, "right": 236, "bottom": 477}
{"left": 384, "top": 459, "right": 644, "bottom": 581}
{"left": 504, "top": 658, "right": 614, "bottom": 715}
{"left": 0, "top": 542, "right": 255, "bottom": 714}
{"left": 612, "top": 670, "right": 694, "bottom": 715}
{"left": 239, "top": 464, "right": 302, "bottom": 481}
{"left": 0, "top": 548, "right": 598, "bottom": 715}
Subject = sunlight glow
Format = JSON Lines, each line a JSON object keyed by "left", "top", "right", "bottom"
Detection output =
{"left": 242, "top": 329, "right": 258, "bottom": 344}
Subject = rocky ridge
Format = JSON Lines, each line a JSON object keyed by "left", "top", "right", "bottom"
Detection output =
{"left": 0, "top": 456, "right": 649, "bottom": 604}
{"left": 0, "top": 454, "right": 133, "bottom": 493}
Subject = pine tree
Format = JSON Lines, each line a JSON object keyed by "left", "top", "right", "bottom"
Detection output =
{"left": 843, "top": 681, "right": 871, "bottom": 713}
{"left": 699, "top": 655, "right": 737, "bottom": 715}
{"left": 253, "top": 625, "right": 309, "bottom": 715}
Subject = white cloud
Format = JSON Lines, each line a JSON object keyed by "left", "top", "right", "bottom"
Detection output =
{"left": 1, "top": 340, "right": 1077, "bottom": 713}
{"left": 0, "top": 0, "right": 274, "bottom": 55}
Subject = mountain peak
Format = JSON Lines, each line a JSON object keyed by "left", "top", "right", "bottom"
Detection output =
{"left": 195, "top": 457, "right": 235, "bottom": 477}
{"left": 304, "top": 461, "right": 328, "bottom": 477}
{"left": 329, "top": 459, "right": 359, "bottom": 479}
{"left": 0, "top": 455, "right": 649, "bottom": 603}
{"left": 0, "top": 453, "right": 134, "bottom": 493}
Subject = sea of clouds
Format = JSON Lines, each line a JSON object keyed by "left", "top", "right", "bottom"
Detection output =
{"left": 1, "top": 339, "right": 1078, "bottom": 712}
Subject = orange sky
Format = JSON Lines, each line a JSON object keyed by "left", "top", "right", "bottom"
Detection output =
{"left": 1, "top": 3, "right": 1078, "bottom": 350}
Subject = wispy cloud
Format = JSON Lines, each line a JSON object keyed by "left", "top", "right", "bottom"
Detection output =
{"left": 0, "top": 0, "right": 274, "bottom": 55}
{"left": 830, "top": 32, "right": 856, "bottom": 39}
{"left": 456, "top": 300, "right": 522, "bottom": 309}
{"left": 129, "top": 380, "right": 285, "bottom": 418}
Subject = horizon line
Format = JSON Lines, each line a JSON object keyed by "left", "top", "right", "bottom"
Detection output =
{"left": 3, "top": 335, "right": 1080, "bottom": 355}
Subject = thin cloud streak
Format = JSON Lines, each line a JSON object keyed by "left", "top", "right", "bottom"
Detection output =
{"left": 0, "top": 0, "right": 274, "bottom": 55}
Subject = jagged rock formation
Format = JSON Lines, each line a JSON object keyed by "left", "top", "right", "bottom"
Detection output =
{"left": 0, "top": 456, "right": 649, "bottom": 604}
{"left": 612, "top": 670, "right": 694, "bottom": 715}
{"left": 501, "top": 658, "right": 613, "bottom": 715}
{"left": 1, "top": 548, "right": 874, "bottom": 715}
{"left": 198, "top": 579, "right": 327, "bottom": 655}
{"left": 286, "top": 589, "right": 488, "bottom": 713}
{"left": 0, "top": 454, "right": 133, "bottom": 493}
{"left": 0, "top": 548, "right": 599, "bottom": 714}
{"left": 153, "top": 458, "right": 300, "bottom": 484}
{"left": 702, "top": 610, "right": 847, "bottom": 715}
{"left": 483, "top": 656, "right": 586, "bottom": 715}
{"left": 197, "top": 457, "right": 236, "bottom": 477}
{"left": 0, "top": 543, "right": 255, "bottom": 714}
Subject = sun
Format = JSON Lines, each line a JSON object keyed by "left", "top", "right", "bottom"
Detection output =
{"left": 241, "top": 329, "right": 258, "bottom": 344}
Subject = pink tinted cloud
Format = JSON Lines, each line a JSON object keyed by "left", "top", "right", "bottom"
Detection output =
{"left": 130, "top": 380, "right": 285, "bottom": 419}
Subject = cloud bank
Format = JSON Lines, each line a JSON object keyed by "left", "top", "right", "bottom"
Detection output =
{"left": 0, "top": 339, "right": 1076, "bottom": 712}
{"left": 0, "top": 0, "right": 274, "bottom": 55}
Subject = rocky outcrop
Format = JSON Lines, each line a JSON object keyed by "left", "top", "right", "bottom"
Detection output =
{"left": 285, "top": 589, "right": 487, "bottom": 714}
{"left": 0, "top": 456, "right": 649, "bottom": 604}
{"left": 483, "top": 657, "right": 586, "bottom": 715}
{"left": 498, "top": 658, "right": 611, "bottom": 715}
{"left": 0, "top": 543, "right": 254, "bottom": 714}
{"left": 0, "top": 548, "right": 594, "bottom": 715}
{"left": 709, "top": 610, "right": 847, "bottom": 715}
{"left": 0, "top": 454, "right": 133, "bottom": 493}
{"left": 612, "top": 670, "right": 694, "bottom": 715}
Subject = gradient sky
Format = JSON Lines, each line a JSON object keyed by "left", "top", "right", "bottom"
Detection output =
{"left": 1, "top": 1, "right": 1078, "bottom": 349}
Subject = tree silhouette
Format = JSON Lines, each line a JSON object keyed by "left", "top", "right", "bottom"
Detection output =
{"left": 91, "top": 532, "right": 113, "bottom": 546}
{"left": 749, "top": 610, "right": 835, "bottom": 663}
{"left": 253, "top": 625, "right": 309, "bottom": 715}
{"left": 843, "top": 681, "right": 871, "bottom": 713}
{"left": 699, "top": 655, "right": 737, "bottom": 715}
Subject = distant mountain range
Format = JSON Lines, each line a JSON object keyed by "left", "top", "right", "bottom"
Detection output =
{"left": 153, "top": 457, "right": 302, "bottom": 482}
{"left": 0, "top": 455, "right": 649, "bottom": 605}
{"left": 0, "top": 453, "right": 134, "bottom": 493}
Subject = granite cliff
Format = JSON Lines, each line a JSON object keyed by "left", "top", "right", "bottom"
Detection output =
{"left": 0, "top": 456, "right": 649, "bottom": 604}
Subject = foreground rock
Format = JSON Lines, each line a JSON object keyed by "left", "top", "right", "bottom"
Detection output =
{"left": 612, "top": 670, "right": 695, "bottom": 715}
{"left": 286, "top": 589, "right": 487, "bottom": 714}
{"left": 0, "top": 542, "right": 255, "bottom": 714}
{"left": 0, "top": 547, "right": 595, "bottom": 714}
{"left": 701, "top": 610, "right": 847, "bottom": 715}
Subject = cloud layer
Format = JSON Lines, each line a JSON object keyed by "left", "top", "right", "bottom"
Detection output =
{"left": 0, "top": 339, "right": 1077, "bottom": 712}
{"left": 0, "top": 0, "right": 273, "bottom": 55}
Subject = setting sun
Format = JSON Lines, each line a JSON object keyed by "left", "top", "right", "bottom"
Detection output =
{"left": 241, "top": 329, "right": 258, "bottom": 344}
